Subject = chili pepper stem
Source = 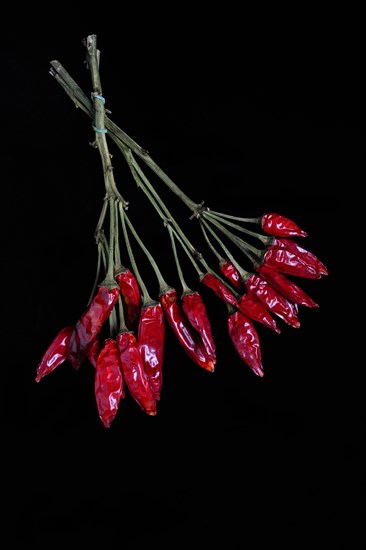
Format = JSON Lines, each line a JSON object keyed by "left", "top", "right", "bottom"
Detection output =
{"left": 168, "top": 226, "right": 192, "bottom": 295}
{"left": 204, "top": 211, "right": 271, "bottom": 245}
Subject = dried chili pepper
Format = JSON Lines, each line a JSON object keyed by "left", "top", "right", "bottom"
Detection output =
{"left": 35, "top": 325, "right": 74, "bottom": 382}
{"left": 182, "top": 290, "right": 216, "bottom": 362}
{"left": 160, "top": 288, "right": 215, "bottom": 372}
{"left": 238, "top": 293, "right": 281, "bottom": 333}
{"left": 87, "top": 338, "right": 101, "bottom": 368}
{"left": 116, "top": 268, "right": 141, "bottom": 330}
{"left": 261, "top": 247, "right": 321, "bottom": 279}
{"left": 257, "top": 264, "right": 319, "bottom": 308}
{"left": 228, "top": 309, "right": 263, "bottom": 377}
{"left": 261, "top": 212, "right": 308, "bottom": 237}
{"left": 200, "top": 272, "right": 239, "bottom": 308}
{"left": 95, "top": 338, "right": 125, "bottom": 428}
{"left": 117, "top": 330, "right": 157, "bottom": 415}
{"left": 219, "top": 259, "right": 242, "bottom": 290}
{"left": 269, "top": 237, "right": 328, "bottom": 276}
{"left": 138, "top": 301, "right": 165, "bottom": 400}
{"left": 244, "top": 273, "right": 300, "bottom": 328}
{"left": 67, "top": 285, "right": 119, "bottom": 370}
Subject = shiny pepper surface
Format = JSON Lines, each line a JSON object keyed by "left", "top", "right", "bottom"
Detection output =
{"left": 257, "top": 264, "right": 319, "bottom": 308}
{"left": 182, "top": 291, "right": 217, "bottom": 362}
{"left": 228, "top": 311, "right": 263, "bottom": 377}
{"left": 262, "top": 248, "right": 321, "bottom": 279}
{"left": 138, "top": 302, "right": 165, "bottom": 400}
{"left": 35, "top": 325, "right": 74, "bottom": 382}
{"left": 67, "top": 286, "right": 119, "bottom": 370}
{"left": 245, "top": 273, "right": 300, "bottom": 328}
{"left": 117, "top": 331, "right": 157, "bottom": 415}
{"left": 261, "top": 212, "right": 307, "bottom": 237}
{"left": 219, "top": 260, "right": 242, "bottom": 290}
{"left": 239, "top": 293, "right": 281, "bottom": 333}
{"left": 269, "top": 238, "right": 328, "bottom": 276}
{"left": 161, "top": 288, "right": 215, "bottom": 372}
{"left": 116, "top": 269, "right": 141, "bottom": 330}
{"left": 201, "top": 272, "right": 239, "bottom": 308}
{"left": 95, "top": 338, "right": 125, "bottom": 428}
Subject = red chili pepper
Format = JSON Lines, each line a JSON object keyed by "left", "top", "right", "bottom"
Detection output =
{"left": 95, "top": 338, "right": 125, "bottom": 428}
{"left": 138, "top": 302, "right": 165, "bottom": 400}
{"left": 87, "top": 338, "right": 101, "bottom": 368}
{"left": 269, "top": 237, "right": 328, "bottom": 276}
{"left": 257, "top": 264, "right": 319, "bottom": 308}
{"left": 35, "top": 325, "right": 74, "bottom": 382}
{"left": 181, "top": 291, "right": 216, "bottom": 362}
{"left": 201, "top": 272, "right": 239, "bottom": 308}
{"left": 228, "top": 310, "right": 263, "bottom": 377}
{"left": 160, "top": 288, "right": 215, "bottom": 372}
{"left": 244, "top": 273, "right": 300, "bottom": 328}
{"left": 219, "top": 259, "right": 242, "bottom": 290}
{"left": 67, "top": 285, "right": 119, "bottom": 370}
{"left": 238, "top": 293, "right": 281, "bottom": 333}
{"left": 261, "top": 212, "right": 308, "bottom": 238}
{"left": 262, "top": 247, "right": 321, "bottom": 279}
{"left": 117, "top": 331, "right": 157, "bottom": 415}
{"left": 116, "top": 268, "right": 141, "bottom": 330}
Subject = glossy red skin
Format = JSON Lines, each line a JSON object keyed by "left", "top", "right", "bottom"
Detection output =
{"left": 201, "top": 273, "right": 239, "bottom": 308}
{"left": 257, "top": 264, "right": 319, "bottom": 308}
{"left": 270, "top": 238, "right": 328, "bottom": 275}
{"left": 239, "top": 293, "right": 281, "bottom": 333}
{"left": 116, "top": 270, "right": 141, "bottom": 329}
{"left": 87, "top": 338, "right": 101, "bottom": 368}
{"left": 228, "top": 311, "right": 263, "bottom": 377}
{"left": 95, "top": 338, "right": 125, "bottom": 428}
{"left": 138, "top": 303, "right": 165, "bottom": 400}
{"left": 263, "top": 248, "right": 321, "bottom": 279}
{"left": 67, "top": 286, "right": 119, "bottom": 370}
{"left": 35, "top": 325, "right": 74, "bottom": 382}
{"left": 245, "top": 273, "right": 300, "bottom": 328}
{"left": 261, "top": 212, "right": 308, "bottom": 237}
{"left": 117, "top": 331, "right": 157, "bottom": 415}
{"left": 219, "top": 260, "right": 242, "bottom": 290}
{"left": 160, "top": 289, "right": 215, "bottom": 372}
{"left": 182, "top": 291, "right": 217, "bottom": 361}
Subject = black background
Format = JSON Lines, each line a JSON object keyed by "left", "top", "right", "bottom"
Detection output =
{"left": 3, "top": 20, "right": 363, "bottom": 548}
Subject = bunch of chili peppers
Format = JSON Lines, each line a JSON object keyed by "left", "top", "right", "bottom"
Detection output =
{"left": 36, "top": 35, "right": 328, "bottom": 427}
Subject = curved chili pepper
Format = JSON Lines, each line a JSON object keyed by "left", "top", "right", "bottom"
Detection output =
{"left": 261, "top": 212, "right": 307, "bottom": 237}
{"left": 257, "top": 264, "right": 319, "bottom": 308}
{"left": 219, "top": 260, "right": 242, "bottom": 290}
{"left": 35, "top": 325, "right": 74, "bottom": 382}
{"left": 200, "top": 272, "right": 239, "bottom": 308}
{"left": 117, "top": 331, "right": 157, "bottom": 415}
{"left": 228, "top": 310, "right": 263, "bottom": 377}
{"left": 160, "top": 288, "right": 215, "bottom": 372}
{"left": 238, "top": 293, "right": 281, "bottom": 333}
{"left": 116, "top": 268, "right": 141, "bottom": 330}
{"left": 181, "top": 291, "right": 216, "bottom": 362}
{"left": 245, "top": 273, "right": 300, "bottom": 328}
{"left": 262, "top": 248, "right": 321, "bottom": 279}
{"left": 95, "top": 338, "right": 125, "bottom": 428}
{"left": 270, "top": 237, "right": 328, "bottom": 276}
{"left": 87, "top": 338, "right": 101, "bottom": 368}
{"left": 138, "top": 302, "right": 165, "bottom": 400}
{"left": 67, "top": 285, "right": 119, "bottom": 370}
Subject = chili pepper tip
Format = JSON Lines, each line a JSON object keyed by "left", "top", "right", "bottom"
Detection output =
{"left": 147, "top": 410, "right": 157, "bottom": 416}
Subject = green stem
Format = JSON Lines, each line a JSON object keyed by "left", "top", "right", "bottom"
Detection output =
{"left": 117, "top": 295, "right": 128, "bottom": 333}
{"left": 208, "top": 210, "right": 262, "bottom": 225}
{"left": 199, "top": 222, "right": 226, "bottom": 263}
{"left": 168, "top": 226, "right": 191, "bottom": 295}
{"left": 169, "top": 226, "right": 203, "bottom": 278}
{"left": 87, "top": 242, "right": 102, "bottom": 306}
{"left": 204, "top": 215, "right": 260, "bottom": 264}
{"left": 204, "top": 211, "right": 270, "bottom": 245}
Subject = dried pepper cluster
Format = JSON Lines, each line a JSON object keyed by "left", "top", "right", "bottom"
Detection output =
{"left": 36, "top": 35, "right": 328, "bottom": 427}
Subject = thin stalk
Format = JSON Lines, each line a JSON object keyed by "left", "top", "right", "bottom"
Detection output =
{"left": 200, "top": 222, "right": 226, "bottom": 263}
{"left": 117, "top": 295, "right": 128, "bottom": 333}
{"left": 208, "top": 210, "right": 262, "bottom": 225}
{"left": 204, "top": 211, "right": 270, "bottom": 245}
{"left": 87, "top": 242, "right": 103, "bottom": 306}
{"left": 167, "top": 226, "right": 191, "bottom": 295}
{"left": 204, "top": 216, "right": 261, "bottom": 262}
{"left": 94, "top": 196, "right": 109, "bottom": 238}
{"left": 169, "top": 226, "right": 203, "bottom": 278}
{"left": 113, "top": 199, "right": 124, "bottom": 273}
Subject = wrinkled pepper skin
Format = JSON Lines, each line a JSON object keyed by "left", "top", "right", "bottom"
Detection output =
{"left": 262, "top": 248, "right": 321, "bottom": 279}
{"left": 67, "top": 286, "right": 119, "bottom": 370}
{"left": 257, "top": 264, "right": 319, "bottom": 308}
{"left": 239, "top": 293, "right": 281, "bottom": 333}
{"left": 270, "top": 237, "right": 328, "bottom": 276}
{"left": 245, "top": 273, "right": 300, "bottom": 328}
{"left": 35, "top": 325, "right": 74, "bottom": 382}
{"left": 201, "top": 272, "right": 239, "bottom": 308}
{"left": 117, "top": 331, "right": 157, "bottom": 416}
{"left": 95, "top": 338, "right": 125, "bottom": 428}
{"left": 228, "top": 311, "right": 263, "bottom": 377}
{"left": 116, "top": 269, "right": 141, "bottom": 330}
{"left": 87, "top": 338, "right": 101, "bottom": 368}
{"left": 219, "top": 260, "right": 242, "bottom": 290}
{"left": 160, "top": 288, "right": 215, "bottom": 372}
{"left": 261, "top": 212, "right": 308, "bottom": 238}
{"left": 138, "top": 302, "right": 165, "bottom": 400}
{"left": 182, "top": 291, "right": 217, "bottom": 362}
